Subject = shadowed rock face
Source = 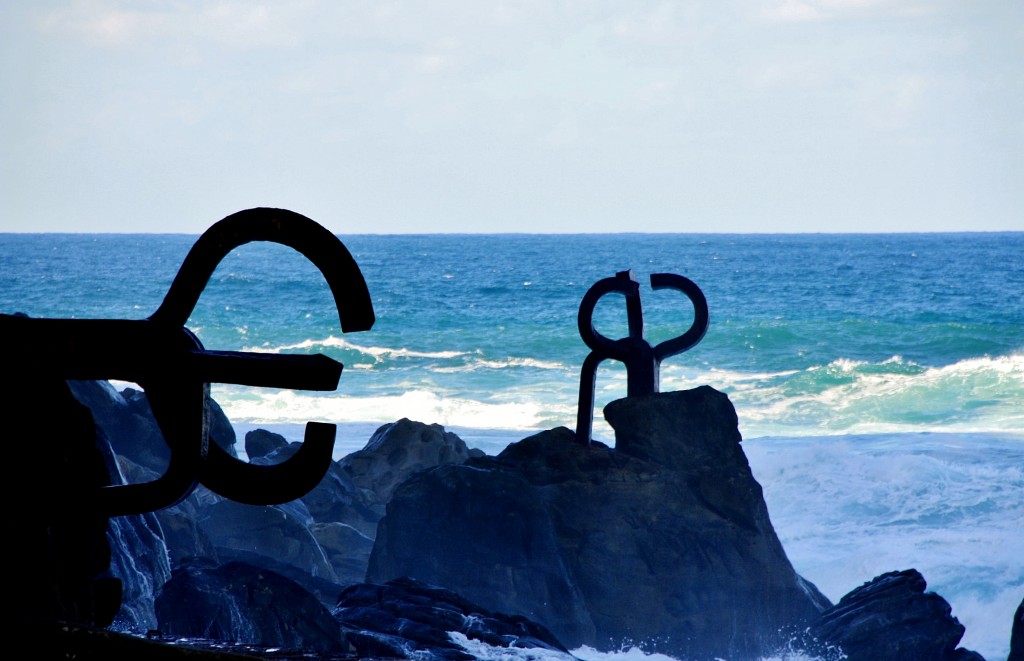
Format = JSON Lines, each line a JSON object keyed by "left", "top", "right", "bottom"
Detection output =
{"left": 334, "top": 577, "right": 571, "bottom": 661}
{"left": 368, "top": 386, "right": 831, "bottom": 660}
{"left": 156, "top": 559, "right": 347, "bottom": 652}
{"left": 806, "top": 569, "right": 984, "bottom": 661}
{"left": 339, "top": 417, "right": 478, "bottom": 507}
{"left": 1011, "top": 598, "right": 1023, "bottom": 661}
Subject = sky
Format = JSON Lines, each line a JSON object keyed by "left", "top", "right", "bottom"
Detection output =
{"left": 1, "top": 1, "right": 1021, "bottom": 234}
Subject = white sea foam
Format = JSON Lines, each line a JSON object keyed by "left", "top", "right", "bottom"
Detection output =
{"left": 241, "top": 335, "right": 470, "bottom": 361}
{"left": 449, "top": 631, "right": 576, "bottom": 661}
{"left": 216, "top": 386, "right": 564, "bottom": 433}
{"left": 744, "top": 433, "right": 1024, "bottom": 661}
{"left": 571, "top": 645, "right": 682, "bottom": 661}
{"left": 571, "top": 643, "right": 825, "bottom": 661}
{"left": 731, "top": 353, "right": 1024, "bottom": 437}
{"left": 436, "top": 356, "right": 566, "bottom": 372}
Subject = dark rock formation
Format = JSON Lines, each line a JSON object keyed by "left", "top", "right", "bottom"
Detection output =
{"left": 806, "top": 569, "right": 983, "bottom": 661}
{"left": 107, "top": 508, "right": 171, "bottom": 632}
{"left": 1012, "top": 597, "right": 1024, "bottom": 661}
{"left": 368, "top": 386, "right": 830, "bottom": 660}
{"left": 339, "top": 418, "right": 475, "bottom": 506}
{"left": 368, "top": 446, "right": 595, "bottom": 646}
{"left": 311, "top": 521, "right": 376, "bottom": 588}
{"left": 155, "top": 559, "right": 347, "bottom": 652}
{"left": 67, "top": 380, "right": 237, "bottom": 476}
{"left": 244, "top": 427, "right": 288, "bottom": 459}
{"left": 267, "top": 441, "right": 381, "bottom": 538}
{"left": 19, "top": 376, "right": 989, "bottom": 661}
{"left": 7, "top": 371, "right": 122, "bottom": 628}
{"left": 197, "top": 499, "right": 340, "bottom": 591}
{"left": 333, "top": 577, "right": 571, "bottom": 661}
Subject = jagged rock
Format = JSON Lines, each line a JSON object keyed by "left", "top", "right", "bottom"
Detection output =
{"left": 339, "top": 418, "right": 474, "bottom": 505}
{"left": 113, "top": 456, "right": 219, "bottom": 571}
{"left": 244, "top": 428, "right": 287, "bottom": 459}
{"left": 155, "top": 559, "right": 347, "bottom": 652}
{"left": 368, "top": 387, "right": 829, "bottom": 660}
{"left": 196, "top": 499, "right": 338, "bottom": 590}
{"left": 258, "top": 441, "right": 381, "bottom": 538}
{"left": 367, "top": 452, "right": 595, "bottom": 646}
{"left": 107, "top": 508, "right": 171, "bottom": 632}
{"left": 807, "top": 569, "right": 983, "bottom": 661}
{"left": 311, "top": 521, "right": 376, "bottom": 587}
{"left": 67, "top": 380, "right": 237, "bottom": 476}
{"left": 333, "top": 577, "right": 571, "bottom": 661}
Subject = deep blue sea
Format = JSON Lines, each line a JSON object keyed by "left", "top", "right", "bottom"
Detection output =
{"left": 2, "top": 231, "right": 1022, "bottom": 659}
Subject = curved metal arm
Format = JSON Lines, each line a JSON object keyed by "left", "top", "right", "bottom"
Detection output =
{"left": 96, "top": 209, "right": 373, "bottom": 513}
{"left": 199, "top": 422, "right": 337, "bottom": 505}
{"left": 577, "top": 270, "right": 641, "bottom": 362}
{"left": 150, "top": 207, "right": 375, "bottom": 333}
{"left": 145, "top": 208, "right": 375, "bottom": 508}
{"left": 650, "top": 273, "right": 710, "bottom": 361}
{"left": 98, "top": 378, "right": 208, "bottom": 516}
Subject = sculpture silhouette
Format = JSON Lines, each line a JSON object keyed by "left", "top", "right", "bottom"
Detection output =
{"left": 575, "top": 270, "right": 709, "bottom": 445}
{"left": 2, "top": 208, "right": 374, "bottom": 628}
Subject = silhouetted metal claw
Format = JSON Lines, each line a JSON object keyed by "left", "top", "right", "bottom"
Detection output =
{"left": 575, "top": 270, "right": 709, "bottom": 446}
{"left": 1, "top": 208, "right": 374, "bottom": 515}
{"left": 200, "top": 421, "right": 336, "bottom": 506}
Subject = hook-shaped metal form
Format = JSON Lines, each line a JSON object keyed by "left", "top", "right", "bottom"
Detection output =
{"left": 575, "top": 270, "right": 709, "bottom": 446}
{"left": 0, "top": 208, "right": 375, "bottom": 515}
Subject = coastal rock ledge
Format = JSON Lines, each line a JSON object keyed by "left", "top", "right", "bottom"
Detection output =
{"left": 369, "top": 386, "right": 830, "bottom": 660}
{"left": 13, "top": 377, "right": 990, "bottom": 660}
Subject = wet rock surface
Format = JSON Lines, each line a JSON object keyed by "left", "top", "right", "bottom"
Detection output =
{"left": 369, "top": 387, "right": 831, "bottom": 660}
{"left": 156, "top": 559, "right": 348, "bottom": 653}
{"left": 805, "top": 569, "right": 984, "bottom": 661}
{"left": 12, "top": 378, "right": 997, "bottom": 660}
{"left": 333, "top": 577, "right": 571, "bottom": 661}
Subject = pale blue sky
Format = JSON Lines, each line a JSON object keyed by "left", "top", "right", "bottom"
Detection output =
{"left": 2, "top": 1, "right": 1021, "bottom": 234}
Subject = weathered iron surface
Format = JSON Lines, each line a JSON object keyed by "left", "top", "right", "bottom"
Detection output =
{"left": 575, "top": 270, "right": 708, "bottom": 445}
{"left": 1, "top": 207, "right": 374, "bottom": 515}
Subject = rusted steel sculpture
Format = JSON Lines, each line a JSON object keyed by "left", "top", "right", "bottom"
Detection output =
{"left": 575, "top": 270, "right": 709, "bottom": 445}
{"left": 0, "top": 207, "right": 375, "bottom": 516}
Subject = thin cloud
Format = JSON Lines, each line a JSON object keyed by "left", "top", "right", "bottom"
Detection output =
{"left": 38, "top": 1, "right": 301, "bottom": 51}
{"left": 759, "top": 0, "right": 938, "bottom": 23}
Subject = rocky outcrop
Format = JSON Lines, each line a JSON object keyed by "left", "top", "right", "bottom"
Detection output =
{"left": 243, "top": 428, "right": 288, "bottom": 459}
{"left": 155, "top": 559, "right": 348, "bottom": 652}
{"left": 339, "top": 417, "right": 478, "bottom": 507}
{"left": 264, "top": 441, "right": 381, "bottom": 538}
{"left": 806, "top": 569, "right": 984, "bottom": 661}
{"left": 23, "top": 376, "right": 994, "bottom": 660}
{"left": 61, "top": 380, "right": 487, "bottom": 631}
{"left": 368, "top": 386, "right": 831, "bottom": 660}
{"left": 106, "top": 508, "right": 171, "bottom": 632}
{"left": 197, "top": 498, "right": 340, "bottom": 591}
{"left": 67, "top": 381, "right": 238, "bottom": 474}
{"left": 333, "top": 577, "right": 571, "bottom": 661}
{"left": 368, "top": 445, "right": 595, "bottom": 646}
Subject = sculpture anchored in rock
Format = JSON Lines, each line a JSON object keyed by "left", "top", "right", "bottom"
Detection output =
{"left": 575, "top": 270, "right": 709, "bottom": 445}
{"left": 1, "top": 207, "right": 375, "bottom": 516}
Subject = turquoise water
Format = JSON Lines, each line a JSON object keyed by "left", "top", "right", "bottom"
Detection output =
{"left": 3, "top": 232, "right": 1021, "bottom": 439}
{"left": 2, "top": 230, "right": 1022, "bottom": 658}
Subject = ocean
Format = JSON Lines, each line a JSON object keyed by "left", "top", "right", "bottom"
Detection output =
{"left": 1, "top": 230, "right": 1021, "bottom": 659}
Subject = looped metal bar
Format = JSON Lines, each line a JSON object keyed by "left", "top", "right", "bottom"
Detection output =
{"left": 575, "top": 270, "right": 709, "bottom": 446}
{"left": 1, "top": 208, "right": 375, "bottom": 515}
